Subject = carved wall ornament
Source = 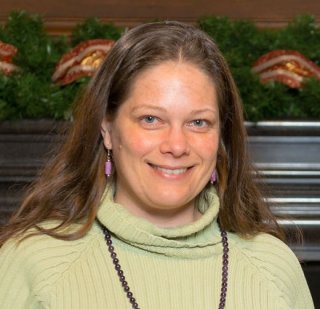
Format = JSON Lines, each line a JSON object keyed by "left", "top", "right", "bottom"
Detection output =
{"left": 0, "top": 41, "right": 19, "bottom": 75}
{"left": 52, "top": 39, "right": 115, "bottom": 85}
{"left": 252, "top": 50, "right": 320, "bottom": 88}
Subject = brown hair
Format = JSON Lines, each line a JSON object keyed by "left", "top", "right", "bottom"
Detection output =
{"left": 0, "top": 21, "right": 284, "bottom": 246}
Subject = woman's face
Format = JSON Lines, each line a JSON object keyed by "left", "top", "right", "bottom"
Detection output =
{"left": 102, "top": 61, "right": 220, "bottom": 226}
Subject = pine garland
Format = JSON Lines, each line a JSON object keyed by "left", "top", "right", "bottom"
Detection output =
{"left": 0, "top": 11, "right": 122, "bottom": 120}
{"left": 0, "top": 11, "right": 319, "bottom": 121}
{"left": 199, "top": 15, "right": 320, "bottom": 121}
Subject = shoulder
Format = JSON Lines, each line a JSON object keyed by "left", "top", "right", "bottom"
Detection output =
{"left": 231, "top": 231, "right": 297, "bottom": 262}
{"left": 229, "top": 232, "right": 302, "bottom": 280}
{"left": 0, "top": 222, "right": 101, "bottom": 291}
{"left": 228, "top": 232, "right": 314, "bottom": 307}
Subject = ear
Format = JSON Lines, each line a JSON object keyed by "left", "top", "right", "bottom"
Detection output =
{"left": 101, "top": 118, "right": 113, "bottom": 149}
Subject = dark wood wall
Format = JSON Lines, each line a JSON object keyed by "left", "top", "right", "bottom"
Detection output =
{"left": 1, "top": 0, "right": 320, "bottom": 35}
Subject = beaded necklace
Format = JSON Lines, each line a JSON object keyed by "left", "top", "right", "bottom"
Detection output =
{"left": 99, "top": 221, "right": 229, "bottom": 309}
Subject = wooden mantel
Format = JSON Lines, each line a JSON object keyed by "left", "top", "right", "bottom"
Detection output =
{"left": 1, "top": 0, "right": 320, "bottom": 35}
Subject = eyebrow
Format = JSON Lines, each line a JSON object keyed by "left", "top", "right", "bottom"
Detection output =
{"left": 190, "top": 108, "right": 218, "bottom": 115}
{"left": 131, "top": 105, "right": 166, "bottom": 113}
{"left": 131, "top": 105, "right": 217, "bottom": 115}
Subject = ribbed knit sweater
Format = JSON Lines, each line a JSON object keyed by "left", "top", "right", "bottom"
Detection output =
{"left": 0, "top": 188, "right": 314, "bottom": 308}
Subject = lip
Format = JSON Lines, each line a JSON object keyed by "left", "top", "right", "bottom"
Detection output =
{"left": 148, "top": 163, "right": 194, "bottom": 178}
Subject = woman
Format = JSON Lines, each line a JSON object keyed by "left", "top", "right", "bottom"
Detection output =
{"left": 0, "top": 21, "right": 314, "bottom": 308}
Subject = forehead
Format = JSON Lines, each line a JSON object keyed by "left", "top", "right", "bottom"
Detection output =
{"left": 134, "top": 60, "right": 215, "bottom": 85}
{"left": 131, "top": 61, "right": 215, "bottom": 94}
{"left": 124, "top": 61, "right": 218, "bottom": 108}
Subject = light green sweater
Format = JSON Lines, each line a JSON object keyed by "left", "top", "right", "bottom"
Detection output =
{"left": 0, "top": 188, "right": 314, "bottom": 308}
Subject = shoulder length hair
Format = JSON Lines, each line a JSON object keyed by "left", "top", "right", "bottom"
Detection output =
{"left": 0, "top": 21, "right": 284, "bottom": 246}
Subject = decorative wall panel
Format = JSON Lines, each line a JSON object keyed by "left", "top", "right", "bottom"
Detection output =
{"left": 1, "top": 0, "right": 320, "bottom": 35}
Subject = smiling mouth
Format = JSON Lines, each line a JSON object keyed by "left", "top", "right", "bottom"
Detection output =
{"left": 149, "top": 164, "right": 191, "bottom": 175}
{"left": 156, "top": 167, "right": 187, "bottom": 175}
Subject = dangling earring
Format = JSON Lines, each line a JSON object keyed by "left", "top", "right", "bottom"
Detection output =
{"left": 105, "top": 149, "right": 113, "bottom": 177}
{"left": 210, "top": 170, "right": 217, "bottom": 184}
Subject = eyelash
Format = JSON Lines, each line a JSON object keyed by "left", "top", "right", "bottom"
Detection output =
{"left": 142, "top": 115, "right": 157, "bottom": 123}
{"left": 190, "top": 119, "right": 209, "bottom": 127}
{"left": 139, "top": 115, "right": 212, "bottom": 131}
{"left": 139, "top": 115, "right": 162, "bottom": 129}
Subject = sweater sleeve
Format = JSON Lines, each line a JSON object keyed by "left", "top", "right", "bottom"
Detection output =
{"left": 0, "top": 238, "right": 45, "bottom": 309}
{"left": 236, "top": 233, "right": 314, "bottom": 309}
{"left": 0, "top": 228, "right": 96, "bottom": 309}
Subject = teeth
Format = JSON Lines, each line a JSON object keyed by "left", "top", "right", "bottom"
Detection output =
{"left": 156, "top": 167, "right": 187, "bottom": 175}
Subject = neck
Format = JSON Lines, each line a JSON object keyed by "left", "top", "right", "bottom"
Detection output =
{"left": 114, "top": 194, "right": 203, "bottom": 227}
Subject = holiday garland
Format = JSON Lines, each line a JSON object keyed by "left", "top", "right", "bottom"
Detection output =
{"left": 0, "top": 11, "right": 319, "bottom": 121}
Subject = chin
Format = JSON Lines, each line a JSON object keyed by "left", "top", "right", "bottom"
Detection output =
{"left": 148, "top": 193, "right": 195, "bottom": 210}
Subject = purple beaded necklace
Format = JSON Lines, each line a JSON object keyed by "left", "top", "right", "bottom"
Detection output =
{"left": 99, "top": 221, "right": 229, "bottom": 309}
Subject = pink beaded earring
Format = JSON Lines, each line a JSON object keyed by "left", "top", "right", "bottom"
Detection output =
{"left": 210, "top": 170, "right": 217, "bottom": 184}
{"left": 105, "top": 149, "right": 113, "bottom": 177}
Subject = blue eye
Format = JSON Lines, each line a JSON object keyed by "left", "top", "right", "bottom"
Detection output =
{"left": 142, "top": 116, "right": 156, "bottom": 123}
{"left": 139, "top": 115, "right": 163, "bottom": 129}
{"left": 192, "top": 119, "right": 207, "bottom": 127}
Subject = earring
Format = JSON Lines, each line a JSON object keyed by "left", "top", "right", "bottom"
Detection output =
{"left": 105, "top": 149, "right": 112, "bottom": 177}
{"left": 210, "top": 170, "right": 217, "bottom": 184}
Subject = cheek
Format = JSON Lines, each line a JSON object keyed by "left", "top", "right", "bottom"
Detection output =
{"left": 192, "top": 134, "right": 219, "bottom": 160}
{"left": 112, "top": 127, "right": 159, "bottom": 159}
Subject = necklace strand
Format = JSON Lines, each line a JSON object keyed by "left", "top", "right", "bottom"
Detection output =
{"left": 99, "top": 222, "right": 229, "bottom": 309}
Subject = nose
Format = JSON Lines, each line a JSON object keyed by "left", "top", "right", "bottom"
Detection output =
{"left": 159, "top": 126, "right": 190, "bottom": 157}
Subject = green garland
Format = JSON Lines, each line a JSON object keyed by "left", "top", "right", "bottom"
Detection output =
{"left": 0, "top": 11, "right": 123, "bottom": 120}
{"left": 199, "top": 15, "right": 320, "bottom": 120}
{"left": 0, "top": 11, "right": 319, "bottom": 121}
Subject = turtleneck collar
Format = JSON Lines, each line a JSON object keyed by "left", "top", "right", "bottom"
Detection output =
{"left": 96, "top": 186, "right": 223, "bottom": 258}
